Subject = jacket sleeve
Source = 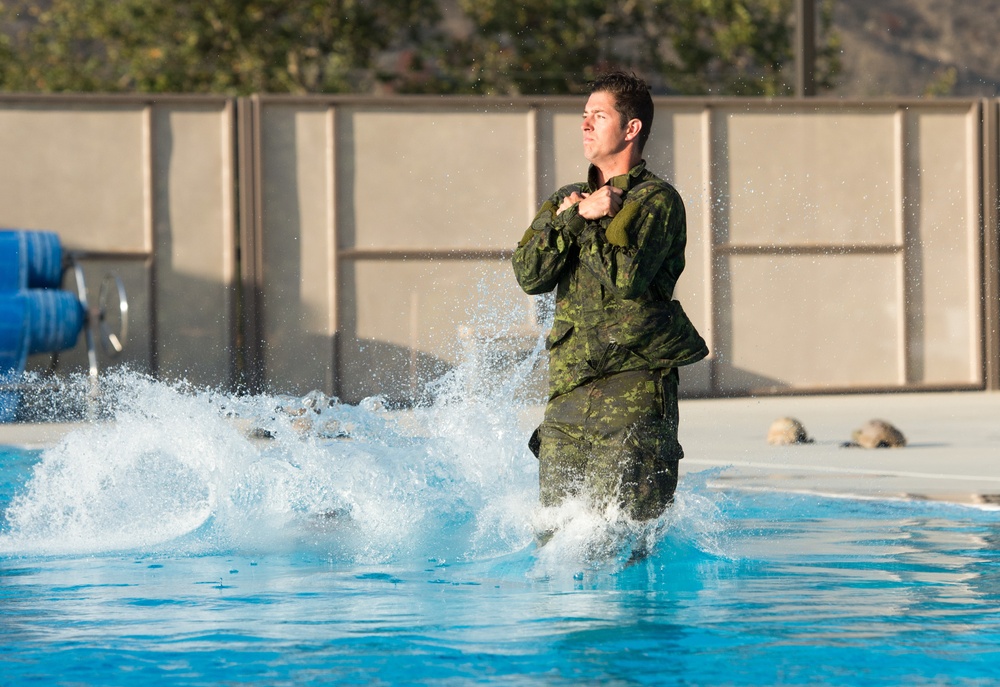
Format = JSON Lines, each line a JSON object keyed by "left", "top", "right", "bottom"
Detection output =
{"left": 511, "top": 191, "right": 585, "bottom": 295}
{"left": 574, "top": 186, "right": 684, "bottom": 300}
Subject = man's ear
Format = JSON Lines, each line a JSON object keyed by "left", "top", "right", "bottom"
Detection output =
{"left": 624, "top": 118, "right": 642, "bottom": 142}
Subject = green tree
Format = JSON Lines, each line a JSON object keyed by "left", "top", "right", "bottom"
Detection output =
{"left": 423, "top": 0, "right": 840, "bottom": 96}
{"left": 0, "top": 0, "right": 441, "bottom": 94}
{"left": 0, "top": 0, "right": 839, "bottom": 96}
{"left": 420, "top": 0, "right": 646, "bottom": 95}
{"left": 656, "top": 0, "right": 841, "bottom": 95}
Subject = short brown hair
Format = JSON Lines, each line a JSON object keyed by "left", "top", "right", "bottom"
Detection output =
{"left": 589, "top": 71, "right": 654, "bottom": 152}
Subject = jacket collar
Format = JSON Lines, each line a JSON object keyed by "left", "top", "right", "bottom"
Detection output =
{"left": 587, "top": 160, "right": 648, "bottom": 192}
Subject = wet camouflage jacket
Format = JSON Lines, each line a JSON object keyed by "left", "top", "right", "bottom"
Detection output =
{"left": 512, "top": 161, "right": 708, "bottom": 400}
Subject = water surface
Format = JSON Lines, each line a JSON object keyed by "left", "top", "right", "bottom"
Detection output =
{"left": 1, "top": 357, "right": 998, "bottom": 685}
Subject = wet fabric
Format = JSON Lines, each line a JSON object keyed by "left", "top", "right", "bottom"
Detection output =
{"left": 536, "top": 368, "right": 681, "bottom": 520}
{"left": 512, "top": 161, "right": 707, "bottom": 400}
{"left": 512, "top": 161, "right": 705, "bottom": 519}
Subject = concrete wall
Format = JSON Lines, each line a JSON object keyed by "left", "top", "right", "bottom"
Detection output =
{"left": 1, "top": 94, "right": 993, "bottom": 402}
{"left": 250, "top": 96, "right": 988, "bottom": 403}
{"left": 703, "top": 102, "right": 983, "bottom": 394}
{"left": 0, "top": 95, "right": 238, "bottom": 390}
{"left": 253, "top": 99, "right": 544, "bottom": 402}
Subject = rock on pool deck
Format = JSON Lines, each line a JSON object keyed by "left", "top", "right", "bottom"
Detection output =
{"left": 677, "top": 391, "right": 1000, "bottom": 507}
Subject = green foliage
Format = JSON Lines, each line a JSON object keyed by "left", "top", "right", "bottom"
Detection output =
{"left": 924, "top": 66, "right": 958, "bottom": 98}
{"left": 429, "top": 0, "right": 640, "bottom": 95}
{"left": 660, "top": 0, "right": 796, "bottom": 95}
{"left": 0, "top": 0, "right": 840, "bottom": 95}
{"left": 814, "top": 0, "right": 842, "bottom": 93}
{"left": 676, "top": 0, "right": 840, "bottom": 95}
{"left": 427, "top": 0, "right": 840, "bottom": 96}
{"left": 0, "top": 0, "right": 441, "bottom": 94}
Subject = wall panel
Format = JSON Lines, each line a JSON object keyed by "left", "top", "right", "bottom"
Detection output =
{"left": 342, "top": 107, "right": 532, "bottom": 250}
{"left": 4, "top": 95, "right": 989, "bottom": 403}
{"left": 903, "top": 107, "right": 981, "bottom": 384}
{"left": 153, "top": 103, "right": 237, "bottom": 387}
{"left": 0, "top": 95, "right": 237, "bottom": 389}
{"left": 0, "top": 103, "right": 149, "bottom": 251}
{"left": 250, "top": 96, "right": 985, "bottom": 401}
{"left": 716, "top": 106, "right": 900, "bottom": 247}
{"left": 259, "top": 104, "right": 336, "bottom": 394}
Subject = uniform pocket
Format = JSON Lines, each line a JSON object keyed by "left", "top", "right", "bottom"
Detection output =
{"left": 546, "top": 318, "right": 574, "bottom": 350}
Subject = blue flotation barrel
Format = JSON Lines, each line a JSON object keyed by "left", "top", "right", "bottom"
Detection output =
{"left": 0, "top": 294, "right": 30, "bottom": 422}
{"left": 0, "top": 289, "right": 84, "bottom": 367}
{"left": 0, "top": 230, "right": 63, "bottom": 291}
{"left": 0, "top": 230, "right": 83, "bottom": 422}
{"left": 0, "top": 295, "right": 29, "bottom": 373}
{"left": 23, "top": 290, "right": 86, "bottom": 355}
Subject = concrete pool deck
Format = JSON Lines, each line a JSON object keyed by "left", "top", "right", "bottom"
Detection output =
{"left": 676, "top": 390, "right": 1000, "bottom": 507}
{"left": 3, "top": 390, "right": 1000, "bottom": 507}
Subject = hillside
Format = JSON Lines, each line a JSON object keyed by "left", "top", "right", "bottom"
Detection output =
{"left": 830, "top": 0, "right": 1000, "bottom": 97}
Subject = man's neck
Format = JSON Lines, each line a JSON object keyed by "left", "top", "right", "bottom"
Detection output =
{"left": 591, "top": 151, "right": 641, "bottom": 186}
{"left": 594, "top": 155, "right": 642, "bottom": 186}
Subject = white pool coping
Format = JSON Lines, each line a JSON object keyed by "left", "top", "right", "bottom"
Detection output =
{"left": 4, "top": 390, "right": 1000, "bottom": 507}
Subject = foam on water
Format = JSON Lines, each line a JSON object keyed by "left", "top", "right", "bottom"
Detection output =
{"left": 0, "top": 294, "right": 731, "bottom": 575}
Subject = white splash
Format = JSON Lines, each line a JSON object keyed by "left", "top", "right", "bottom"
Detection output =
{"left": 0, "top": 292, "right": 731, "bottom": 570}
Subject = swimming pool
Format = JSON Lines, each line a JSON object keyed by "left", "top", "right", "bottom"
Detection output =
{"left": 2, "top": 370, "right": 999, "bottom": 686}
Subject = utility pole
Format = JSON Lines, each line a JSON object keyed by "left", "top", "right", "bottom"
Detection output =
{"left": 795, "top": 0, "right": 817, "bottom": 96}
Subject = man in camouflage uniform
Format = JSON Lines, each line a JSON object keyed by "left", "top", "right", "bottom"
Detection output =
{"left": 512, "top": 71, "right": 708, "bottom": 520}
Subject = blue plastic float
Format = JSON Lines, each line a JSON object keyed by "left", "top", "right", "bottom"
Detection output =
{"left": 0, "top": 230, "right": 86, "bottom": 421}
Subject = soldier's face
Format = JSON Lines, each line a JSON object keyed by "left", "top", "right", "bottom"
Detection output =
{"left": 582, "top": 91, "right": 628, "bottom": 165}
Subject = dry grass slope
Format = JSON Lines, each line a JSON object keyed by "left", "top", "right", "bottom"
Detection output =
{"left": 831, "top": 0, "right": 1000, "bottom": 97}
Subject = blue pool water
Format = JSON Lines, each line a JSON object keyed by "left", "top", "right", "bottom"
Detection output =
{"left": 2, "top": 362, "right": 999, "bottom": 685}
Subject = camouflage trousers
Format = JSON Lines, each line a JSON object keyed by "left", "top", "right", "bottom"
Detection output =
{"left": 534, "top": 368, "right": 682, "bottom": 520}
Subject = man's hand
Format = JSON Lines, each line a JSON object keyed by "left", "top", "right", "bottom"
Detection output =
{"left": 557, "top": 191, "right": 587, "bottom": 215}
{"left": 571, "top": 186, "right": 624, "bottom": 220}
